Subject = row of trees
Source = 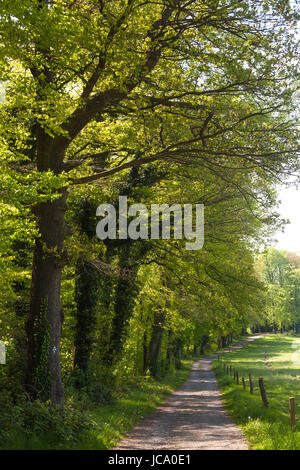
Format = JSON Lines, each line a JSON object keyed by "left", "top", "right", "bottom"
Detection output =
{"left": 256, "top": 249, "right": 300, "bottom": 332}
{"left": 0, "top": 0, "right": 299, "bottom": 411}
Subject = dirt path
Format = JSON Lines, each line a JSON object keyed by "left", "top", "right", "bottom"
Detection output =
{"left": 115, "top": 335, "right": 264, "bottom": 450}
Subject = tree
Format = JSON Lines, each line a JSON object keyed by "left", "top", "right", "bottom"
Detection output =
{"left": 0, "top": 0, "right": 298, "bottom": 406}
{"left": 256, "top": 249, "right": 300, "bottom": 331}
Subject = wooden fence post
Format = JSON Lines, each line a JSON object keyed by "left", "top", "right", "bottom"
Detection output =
{"left": 249, "top": 373, "right": 253, "bottom": 394}
{"left": 242, "top": 377, "right": 246, "bottom": 390}
{"left": 290, "top": 397, "right": 296, "bottom": 430}
{"left": 236, "top": 370, "right": 239, "bottom": 385}
{"left": 226, "top": 365, "right": 229, "bottom": 374}
{"left": 258, "top": 376, "right": 269, "bottom": 407}
{"left": 230, "top": 365, "right": 232, "bottom": 376}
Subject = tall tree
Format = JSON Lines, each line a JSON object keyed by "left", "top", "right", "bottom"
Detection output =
{"left": 0, "top": 0, "right": 298, "bottom": 406}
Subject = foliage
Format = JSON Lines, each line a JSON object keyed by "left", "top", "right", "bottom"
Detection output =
{"left": 256, "top": 249, "right": 300, "bottom": 331}
{"left": 0, "top": 0, "right": 299, "bottom": 447}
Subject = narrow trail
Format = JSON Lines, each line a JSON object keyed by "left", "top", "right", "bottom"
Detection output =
{"left": 115, "top": 335, "right": 265, "bottom": 450}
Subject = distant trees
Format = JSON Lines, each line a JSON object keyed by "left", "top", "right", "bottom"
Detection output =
{"left": 256, "top": 249, "right": 300, "bottom": 332}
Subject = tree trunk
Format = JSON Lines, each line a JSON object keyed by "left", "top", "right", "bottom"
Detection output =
{"left": 142, "top": 332, "right": 148, "bottom": 375}
{"left": 166, "top": 329, "right": 173, "bottom": 369}
{"left": 107, "top": 245, "right": 138, "bottom": 362}
{"left": 148, "top": 325, "right": 164, "bottom": 378}
{"left": 73, "top": 258, "right": 99, "bottom": 386}
{"left": 200, "top": 335, "right": 209, "bottom": 354}
{"left": 174, "top": 338, "right": 183, "bottom": 369}
{"left": 26, "top": 191, "right": 68, "bottom": 408}
{"left": 143, "top": 311, "right": 165, "bottom": 377}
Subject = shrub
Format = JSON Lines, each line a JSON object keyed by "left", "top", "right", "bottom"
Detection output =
{"left": 0, "top": 387, "right": 95, "bottom": 448}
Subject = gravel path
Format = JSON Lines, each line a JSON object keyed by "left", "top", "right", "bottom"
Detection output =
{"left": 115, "top": 335, "right": 264, "bottom": 450}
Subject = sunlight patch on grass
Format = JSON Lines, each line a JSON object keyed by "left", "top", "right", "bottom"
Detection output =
{"left": 213, "top": 334, "right": 300, "bottom": 450}
{"left": 74, "top": 359, "right": 194, "bottom": 450}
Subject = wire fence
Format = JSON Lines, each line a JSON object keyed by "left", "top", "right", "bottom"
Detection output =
{"left": 217, "top": 354, "right": 297, "bottom": 431}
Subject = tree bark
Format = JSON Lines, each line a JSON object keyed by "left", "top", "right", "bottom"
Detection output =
{"left": 142, "top": 332, "right": 148, "bottom": 375}
{"left": 26, "top": 190, "right": 68, "bottom": 408}
{"left": 73, "top": 258, "right": 99, "bottom": 385}
{"left": 143, "top": 311, "right": 165, "bottom": 377}
{"left": 200, "top": 335, "right": 209, "bottom": 354}
{"left": 174, "top": 338, "right": 183, "bottom": 369}
{"left": 106, "top": 242, "right": 142, "bottom": 363}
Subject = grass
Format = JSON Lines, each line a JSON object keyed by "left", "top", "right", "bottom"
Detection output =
{"left": 212, "top": 334, "right": 300, "bottom": 450}
{"left": 78, "top": 359, "right": 195, "bottom": 449}
{"left": 1, "top": 358, "right": 195, "bottom": 450}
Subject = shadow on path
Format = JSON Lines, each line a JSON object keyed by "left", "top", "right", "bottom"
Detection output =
{"left": 115, "top": 335, "right": 265, "bottom": 450}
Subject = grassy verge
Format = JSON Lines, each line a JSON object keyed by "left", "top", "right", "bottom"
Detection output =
{"left": 79, "top": 359, "right": 195, "bottom": 449}
{"left": 1, "top": 358, "right": 195, "bottom": 450}
{"left": 212, "top": 334, "right": 300, "bottom": 450}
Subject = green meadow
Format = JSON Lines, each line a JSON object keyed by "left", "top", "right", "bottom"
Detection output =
{"left": 213, "top": 334, "right": 300, "bottom": 450}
